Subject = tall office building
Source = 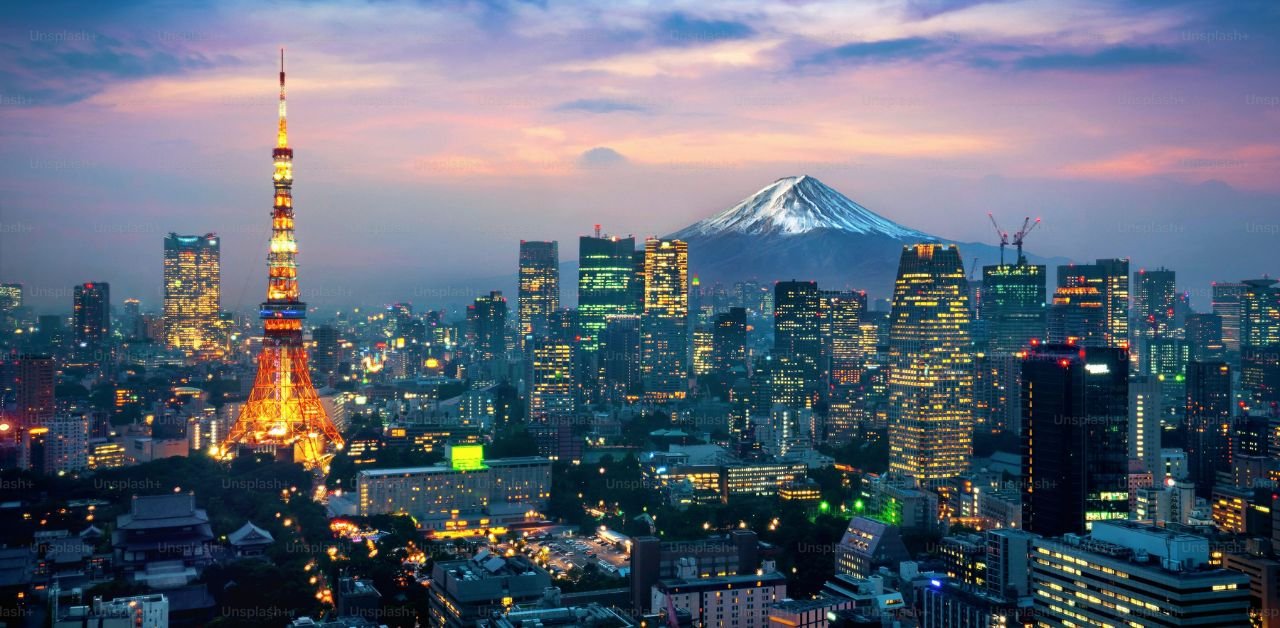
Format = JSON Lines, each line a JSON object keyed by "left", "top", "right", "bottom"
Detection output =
{"left": 163, "top": 233, "right": 222, "bottom": 357}
{"left": 599, "top": 315, "right": 641, "bottom": 404}
{"left": 1134, "top": 267, "right": 1177, "bottom": 337}
{"left": 0, "top": 283, "right": 21, "bottom": 335}
{"left": 1212, "top": 281, "right": 1247, "bottom": 354}
{"left": 528, "top": 340, "right": 575, "bottom": 424}
{"left": 1185, "top": 361, "right": 1232, "bottom": 496}
{"left": 577, "top": 233, "right": 636, "bottom": 353}
{"left": 1047, "top": 284, "right": 1105, "bottom": 346}
{"left": 1185, "top": 312, "right": 1226, "bottom": 362}
{"left": 820, "top": 289, "right": 867, "bottom": 385}
{"left": 712, "top": 307, "right": 747, "bottom": 374}
{"left": 1057, "top": 259, "right": 1129, "bottom": 348}
{"left": 517, "top": 240, "right": 559, "bottom": 350}
{"left": 641, "top": 238, "right": 689, "bottom": 401}
{"left": 15, "top": 354, "right": 55, "bottom": 428}
{"left": 468, "top": 291, "right": 506, "bottom": 362}
{"left": 887, "top": 244, "right": 974, "bottom": 482}
{"left": 312, "top": 325, "right": 340, "bottom": 379}
{"left": 1128, "top": 375, "right": 1163, "bottom": 475}
{"left": 980, "top": 263, "right": 1046, "bottom": 353}
{"left": 1240, "top": 278, "right": 1280, "bottom": 408}
{"left": 72, "top": 282, "right": 110, "bottom": 351}
{"left": 773, "top": 281, "right": 821, "bottom": 405}
{"left": 1021, "top": 344, "right": 1129, "bottom": 536}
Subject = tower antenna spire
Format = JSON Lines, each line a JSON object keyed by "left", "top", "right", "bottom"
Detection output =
{"left": 277, "top": 48, "right": 288, "bottom": 148}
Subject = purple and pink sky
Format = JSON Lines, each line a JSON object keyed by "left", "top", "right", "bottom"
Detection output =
{"left": 1, "top": 0, "right": 1278, "bottom": 311}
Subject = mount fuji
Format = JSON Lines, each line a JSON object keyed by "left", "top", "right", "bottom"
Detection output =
{"left": 668, "top": 175, "right": 1053, "bottom": 298}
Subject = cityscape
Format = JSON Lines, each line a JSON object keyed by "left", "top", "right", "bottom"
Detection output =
{"left": 2, "top": 1, "right": 1279, "bottom": 627}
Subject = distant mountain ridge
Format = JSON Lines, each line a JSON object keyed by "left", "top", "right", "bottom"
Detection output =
{"left": 667, "top": 174, "right": 1059, "bottom": 298}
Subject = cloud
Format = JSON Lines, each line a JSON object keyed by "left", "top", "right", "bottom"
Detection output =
{"left": 0, "top": 35, "right": 239, "bottom": 106}
{"left": 1012, "top": 45, "right": 1192, "bottom": 71}
{"left": 578, "top": 146, "right": 628, "bottom": 169}
{"left": 796, "top": 37, "right": 943, "bottom": 70}
{"left": 553, "top": 98, "right": 650, "bottom": 114}
{"left": 655, "top": 12, "right": 756, "bottom": 46}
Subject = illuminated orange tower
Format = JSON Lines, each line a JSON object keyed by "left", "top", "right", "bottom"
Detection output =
{"left": 226, "top": 50, "right": 344, "bottom": 469}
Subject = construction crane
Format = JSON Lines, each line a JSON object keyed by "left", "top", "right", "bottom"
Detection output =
{"left": 968, "top": 256, "right": 979, "bottom": 282}
{"left": 987, "top": 213, "right": 1009, "bottom": 265}
{"left": 1012, "top": 216, "right": 1041, "bottom": 265}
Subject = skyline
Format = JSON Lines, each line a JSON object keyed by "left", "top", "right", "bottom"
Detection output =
{"left": 2, "top": 0, "right": 1280, "bottom": 310}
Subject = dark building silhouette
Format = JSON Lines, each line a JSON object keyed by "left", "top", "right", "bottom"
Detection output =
{"left": 1021, "top": 344, "right": 1128, "bottom": 536}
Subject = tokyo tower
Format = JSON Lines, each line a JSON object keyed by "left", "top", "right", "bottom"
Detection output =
{"left": 225, "top": 50, "right": 344, "bottom": 470}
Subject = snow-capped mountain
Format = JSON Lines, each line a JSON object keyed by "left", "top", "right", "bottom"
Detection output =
{"left": 671, "top": 175, "right": 929, "bottom": 240}
{"left": 668, "top": 175, "right": 1057, "bottom": 298}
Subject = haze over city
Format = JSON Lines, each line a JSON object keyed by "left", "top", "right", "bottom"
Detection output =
{"left": 3, "top": 0, "right": 1279, "bottom": 309}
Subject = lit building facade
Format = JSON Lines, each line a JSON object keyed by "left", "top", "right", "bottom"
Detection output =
{"left": 1030, "top": 521, "right": 1249, "bottom": 627}
{"left": 887, "top": 243, "right": 974, "bottom": 482}
{"left": 577, "top": 233, "right": 636, "bottom": 353}
{"left": 641, "top": 238, "right": 689, "bottom": 401}
{"left": 981, "top": 263, "right": 1046, "bottom": 353}
{"left": 163, "top": 232, "right": 222, "bottom": 357}
{"left": 72, "top": 281, "right": 110, "bottom": 353}
{"left": 517, "top": 240, "right": 559, "bottom": 350}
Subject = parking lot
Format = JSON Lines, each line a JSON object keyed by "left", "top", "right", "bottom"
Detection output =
{"left": 508, "top": 532, "right": 631, "bottom": 580}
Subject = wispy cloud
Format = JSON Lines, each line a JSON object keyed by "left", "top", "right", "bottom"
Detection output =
{"left": 553, "top": 98, "right": 650, "bottom": 114}
{"left": 654, "top": 12, "right": 755, "bottom": 46}
{"left": 1012, "top": 45, "right": 1192, "bottom": 71}
{"left": 796, "top": 37, "right": 944, "bottom": 71}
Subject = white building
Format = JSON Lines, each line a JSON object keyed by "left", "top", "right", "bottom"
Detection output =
{"left": 652, "top": 559, "right": 786, "bottom": 628}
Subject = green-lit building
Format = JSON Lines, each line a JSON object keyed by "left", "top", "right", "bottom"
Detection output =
{"left": 980, "top": 263, "right": 1045, "bottom": 353}
{"left": 577, "top": 233, "right": 637, "bottom": 353}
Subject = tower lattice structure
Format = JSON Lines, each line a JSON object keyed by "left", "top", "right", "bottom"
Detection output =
{"left": 226, "top": 51, "right": 344, "bottom": 469}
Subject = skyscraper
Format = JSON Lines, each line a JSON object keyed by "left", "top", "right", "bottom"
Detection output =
{"left": 528, "top": 339, "right": 575, "bottom": 459}
{"left": 712, "top": 307, "right": 747, "bottom": 374}
{"left": 1184, "top": 361, "right": 1232, "bottom": 496}
{"left": 73, "top": 282, "right": 110, "bottom": 352}
{"left": 1020, "top": 344, "right": 1129, "bottom": 536}
{"left": 312, "top": 325, "right": 340, "bottom": 379}
{"left": 226, "top": 52, "right": 344, "bottom": 470}
{"left": 1240, "top": 278, "right": 1280, "bottom": 407}
{"left": 469, "top": 291, "right": 507, "bottom": 362}
{"left": 163, "top": 232, "right": 222, "bottom": 357}
{"left": 1128, "top": 375, "right": 1163, "bottom": 476}
{"left": 15, "top": 354, "right": 54, "bottom": 428}
{"left": 773, "top": 281, "right": 820, "bottom": 406}
{"left": 517, "top": 240, "right": 559, "bottom": 350}
{"left": 577, "top": 232, "right": 637, "bottom": 353}
{"left": 1212, "top": 281, "right": 1246, "bottom": 355}
{"left": 820, "top": 289, "right": 866, "bottom": 386}
{"left": 887, "top": 244, "right": 974, "bottom": 482}
{"left": 1185, "top": 312, "right": 1225, "bottom": 362}
{"left": 599, "top": 314, "right": 641, "bottom": 404}
{"left": 1057, "top": 259, "right": 1129, "bottom": 349}
{"left": 1047, "top": 284, "right": 1105, "bottom": 346}
{"left": 980, "top": 263, "right": 1046, "bottom": 353}
{"left": 528, "top": 340, "right": 574, "bottom": 424}
{"left": 0, "top": 284, "right": 21, "bottom": 336}
{"left": 1134, "top": 267, "right": 1176, "bottom": 336}
{"left": 641, "top": 238, "right": 689, "bottom": 401}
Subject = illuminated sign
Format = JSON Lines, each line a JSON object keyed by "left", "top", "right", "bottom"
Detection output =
{"left": 1084, "top": 363, "right": 1110, "bottom": 375}
{"left": 450, "top": 444, "right": 486, "bottom": 471}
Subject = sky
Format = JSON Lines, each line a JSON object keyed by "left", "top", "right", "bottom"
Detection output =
{"left": 1, "top": 0, "right": 1278, "bottom": 312}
